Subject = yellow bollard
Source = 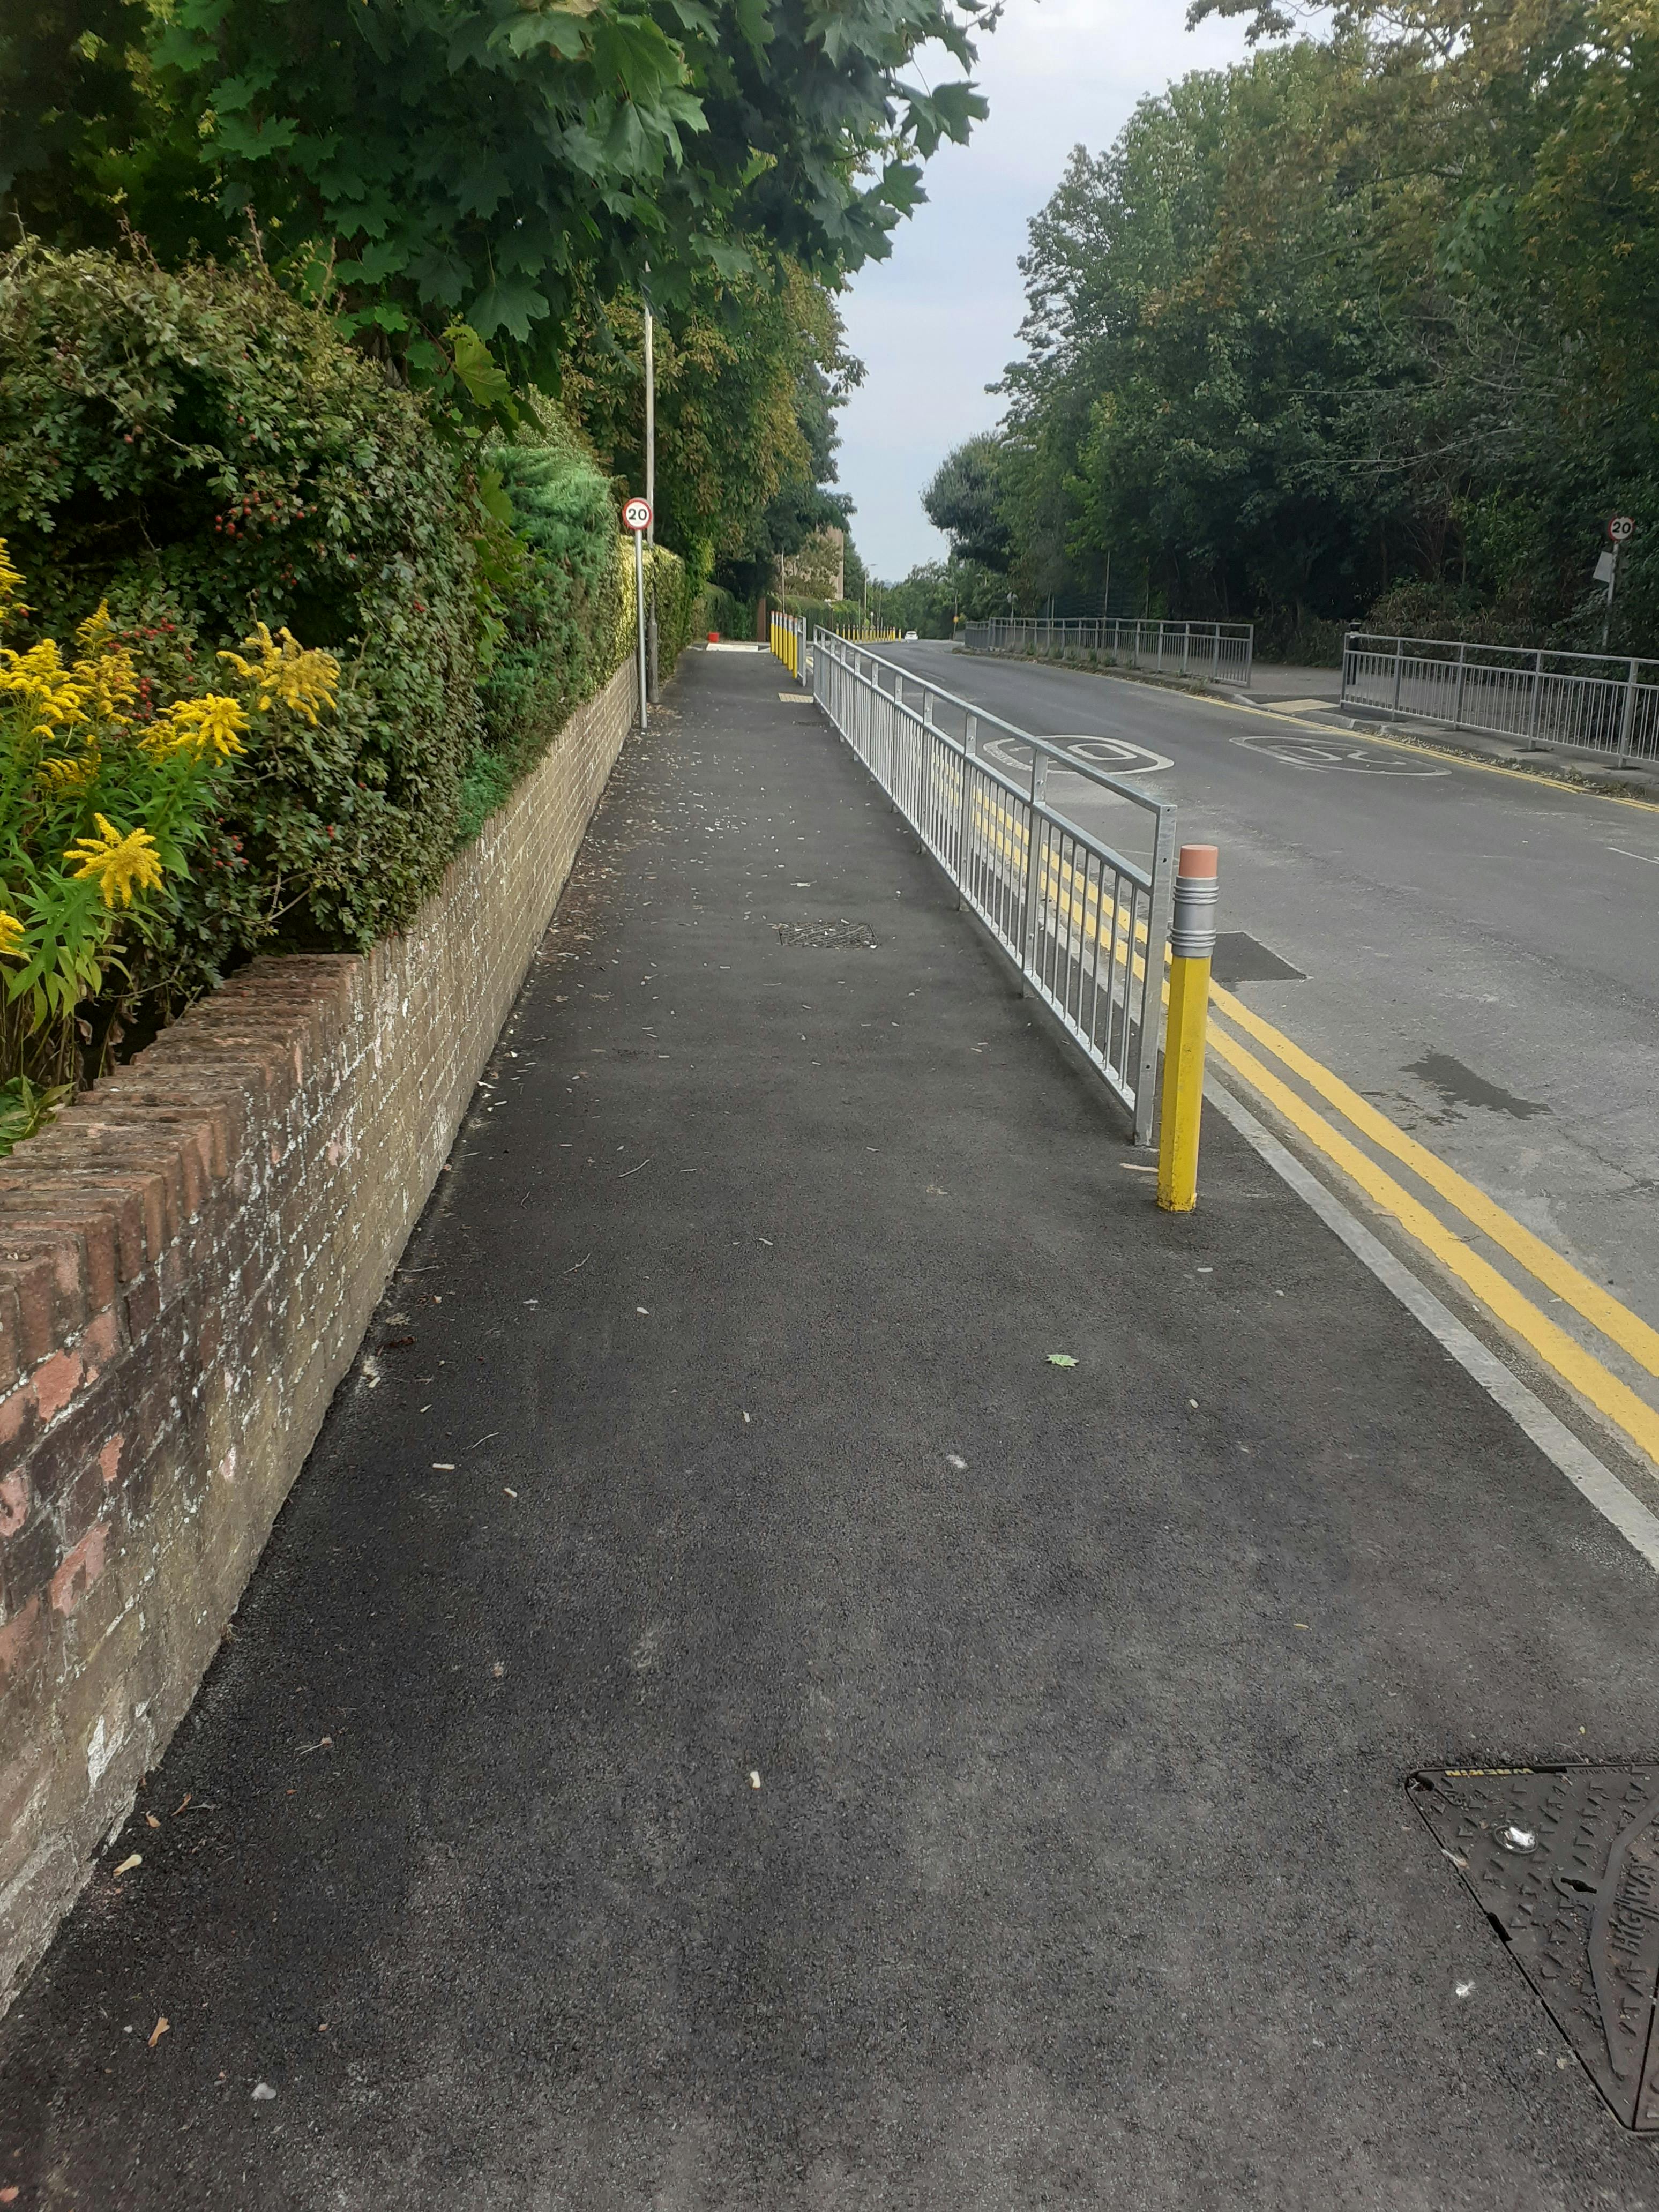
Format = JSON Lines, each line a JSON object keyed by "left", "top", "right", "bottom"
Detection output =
{"left": 1157, "top": 842, "right": 1219, "bottom": 1213}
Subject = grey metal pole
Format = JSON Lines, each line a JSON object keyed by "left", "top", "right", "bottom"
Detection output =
{"left": 644, "top": 285, "right": 659, "bottom": 703}
{"left": 1602, "top": 543, "right": 1618, "bottom": 654}
{"left": 1526, "top": 649, "right": 1543, "bottom": 745}
{"left": 633, "top": 527, "right": 648, "bottom": 732}
{"left": 1617, "top": 656, "right": 1639, "bottom": 766}
{"left": 956, "top": 713, "right": 976, "bottom": 909}
{"left": 1453, "top": 640, "right": 1468, "bottom": 729}
{"left": 1020, "top": 744, "right": 1049, "bottom": 995}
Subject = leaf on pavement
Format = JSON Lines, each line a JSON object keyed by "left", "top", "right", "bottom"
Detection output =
{"left": 1046, "top": 1352, "right": 1078, "bottom": 1367}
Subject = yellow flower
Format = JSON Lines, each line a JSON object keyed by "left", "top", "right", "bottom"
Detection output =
{"left": 64, "top": 816, "right": 165, "bottom": 908}
{"left": 0, "top": 910, "right": 25, "bottom": 961}
{"left": 0, "top": 539, "right": 29, "bottom": 626}
{"left": 147, "top": 693, "right": 248, "bottom": 761}
{"left": 36, "top": 753, "right": 100, "bottom": 795}
{"left": 70, "top": 606, "right": 138, "bottom": 724}
{"left": 218, "top": 622, "right": 339, "bottom": 726}
{"left": 0, "top": 641, "right": 86, "bottom": 736}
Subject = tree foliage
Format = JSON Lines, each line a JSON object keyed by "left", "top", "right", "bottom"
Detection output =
{"left": 563, "top": 256, "right": 857, "bottom": 594}
{"left": 923, "top": 435, "right": 1011, "bottom": 567}
{"left": 967, "top": 3, "right": 1659, "bottom": 653}
{"left": 4, "top": 0, "right": 993, "bottom": 388}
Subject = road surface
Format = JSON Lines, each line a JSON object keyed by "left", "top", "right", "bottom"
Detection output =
{"left": 880, "top": 641, "right": 1659, "bottom": 1493}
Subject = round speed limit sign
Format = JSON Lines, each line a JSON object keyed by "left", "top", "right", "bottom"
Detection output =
{"left": 1609, "top": 514, "right": 1635, "bottom": 544}
{"left": 623, "top": 496, "right": 652, "bottom": 534}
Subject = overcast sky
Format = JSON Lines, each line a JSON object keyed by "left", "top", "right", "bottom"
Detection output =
{"left": 833, "top": 0, "right": 1264, "bottom": 581}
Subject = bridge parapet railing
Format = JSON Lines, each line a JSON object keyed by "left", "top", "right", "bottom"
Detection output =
{"left": 810, "top": 630, "right": 1177, "bottom": 1144}
{"left": 962, "top": 617, "right": 1254, "bottom": 689}
{"left": 1341, "top": 633, "right": 1659, "bottom": 765}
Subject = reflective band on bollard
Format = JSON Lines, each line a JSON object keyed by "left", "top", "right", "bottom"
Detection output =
{"left": 1169, "top": 848, "right": 1219, "bottom": 960}
{"left": 1157, "top": 842, "right": 1219, "bottom": 1214}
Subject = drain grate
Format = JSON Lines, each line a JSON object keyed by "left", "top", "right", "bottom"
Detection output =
{"left": 775, "top": 920, "right": 877, "bottom": 950}
{"left": 1410, "top": 1764, "right": 1659, "bottom": 2129}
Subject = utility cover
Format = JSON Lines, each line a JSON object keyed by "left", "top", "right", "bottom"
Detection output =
{"left": 1410, "top": 1765, "right": 1659, "bottom": 2129}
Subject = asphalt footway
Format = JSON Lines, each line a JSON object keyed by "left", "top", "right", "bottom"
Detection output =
{"left": 4, "top": 651, "right": 1658, "bottom": 2207}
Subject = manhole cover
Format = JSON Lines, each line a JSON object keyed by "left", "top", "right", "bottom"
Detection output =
{"left": 1410, "top": 1765, "right": 1659, "bottom": 2128}
{"left": 775, "top": 921, "right": 877, "bottom": 950}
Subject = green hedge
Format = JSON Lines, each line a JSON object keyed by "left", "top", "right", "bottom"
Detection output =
{"left": 0, "top": 246, "right": 660, "bottom": 1030}
{"left": 0, "top": 244, "right": 482, "bottom": 993}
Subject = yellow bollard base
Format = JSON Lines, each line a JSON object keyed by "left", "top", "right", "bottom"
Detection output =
{"left": 1157, "top": 953, "right": 1212, "bottom": 1213}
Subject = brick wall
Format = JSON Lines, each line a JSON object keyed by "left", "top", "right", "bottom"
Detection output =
{"left": 0, "top": 657, "right": 636, "bottom": 2009}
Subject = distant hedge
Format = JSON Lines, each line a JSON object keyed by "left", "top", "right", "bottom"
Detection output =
{"left": 0, "top": 245, "right": 676, "bottom": 1032}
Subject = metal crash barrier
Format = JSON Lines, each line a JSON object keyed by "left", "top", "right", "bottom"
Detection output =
{"left": 809, "top": 631, "right": 1179, "bottom": 1147}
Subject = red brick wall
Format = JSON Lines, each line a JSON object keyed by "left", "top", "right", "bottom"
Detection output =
{"left": 0, "top": 658, "right": 635, "bottom": 2008}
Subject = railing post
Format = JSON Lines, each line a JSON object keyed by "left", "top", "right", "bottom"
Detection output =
{"left": 1526, "top": 649, "right": 1543, "bottom": 744}
{"left": 956, "top": 714, "right": 976, "bottom": 908}
{"left": 1617, "top": 656, "right": 1640, "bottom": 766}
{"left": 1392, "top": 637, "right": 1404, "bottom": 712}
{"left": 1020, "top": 743, "right": 1049, "bottom": 996}
{"left": 1453, "top": 640, "right": 1468, "bottom": 729}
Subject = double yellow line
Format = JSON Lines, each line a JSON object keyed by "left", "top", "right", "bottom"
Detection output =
{"left": 1205, "top": 992, "right": 1659, "bottom": 1469}
{"left": 967, "top": 789, "right": 1659, "bottom": 1469}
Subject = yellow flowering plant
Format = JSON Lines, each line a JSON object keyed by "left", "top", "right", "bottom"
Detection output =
{"left": 0, "top": 537, "right": 338, "bottom": 1134}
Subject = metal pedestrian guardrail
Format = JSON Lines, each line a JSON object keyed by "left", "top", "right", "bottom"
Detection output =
{"left": 962, "top": 616, "right": 1254, "bottom": 689}
{"left": 809, "top": 630, "right": 1178, "bottom": 1145}
{"left": 1341, "top": 633, "right": 1659, "bottom": 766}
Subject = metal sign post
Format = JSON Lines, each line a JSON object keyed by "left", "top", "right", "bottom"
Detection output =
{"left": 623, "top": 497, "right": 652, "bottom": 729}
{"left": 1602, "top": 515, "right": 1635, "bottom": 652}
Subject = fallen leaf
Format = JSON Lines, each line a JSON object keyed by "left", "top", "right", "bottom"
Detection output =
{"left": 113, "top": 1853, "right": 142, "bottom": 1877}
{"left": 749, "top": 1770, "right": 762, "bottom": 1790}
{"left": 492, "top": 1660, "right": 506, "bottom": 1679}
{"left": 148, "top": 2016, "right": 170, "bottom": 2048}
{"left": 252, "top": 2080, "right": 277, "bottom": 2102}
{"left": 503, "top": 1486, "right": 518, "bottom": 1499}
{"left": 1, "top": 2184, "right": 20, "bottom": 2201}
{"left": 145, "top": 1812, "right": 160, "bottom": 1829}
{"left": 1046, "top": 1354, "right": 1077, "bottom": 1369}
{"left": 174, "top": 1792, "right": 191, "bottom": 1817}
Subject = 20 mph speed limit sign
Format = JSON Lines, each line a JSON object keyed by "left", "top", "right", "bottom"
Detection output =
{"left": 1609, "top": 514, "right": 1635, "bottom": 543}
{"left": 623, "top": 497, "right": 652, "bottom": 533}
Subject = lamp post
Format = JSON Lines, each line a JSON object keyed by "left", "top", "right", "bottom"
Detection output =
{"left": 643, "top": 277, "right": 659, "bottom": 701}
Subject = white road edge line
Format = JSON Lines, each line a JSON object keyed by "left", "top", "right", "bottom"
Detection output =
{"left": 1206, "top": 1076, "right": 1659, "bottom": 1577}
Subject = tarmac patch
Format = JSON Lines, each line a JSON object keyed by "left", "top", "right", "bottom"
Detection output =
{"left": 1211, "top": 931, "right": 1306, "bottom": 987}
{"left": 775, "top": 920, "right": 878, "bottom": 950}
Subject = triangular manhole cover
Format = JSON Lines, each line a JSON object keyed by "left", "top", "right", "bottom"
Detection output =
{"left": 1410, "top": 1765, "right": 1659, "bottom": 2129}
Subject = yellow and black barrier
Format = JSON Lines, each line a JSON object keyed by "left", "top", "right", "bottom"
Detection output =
{"left": 1157, "top": 842, "right": 1219, "bottom": 1213}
